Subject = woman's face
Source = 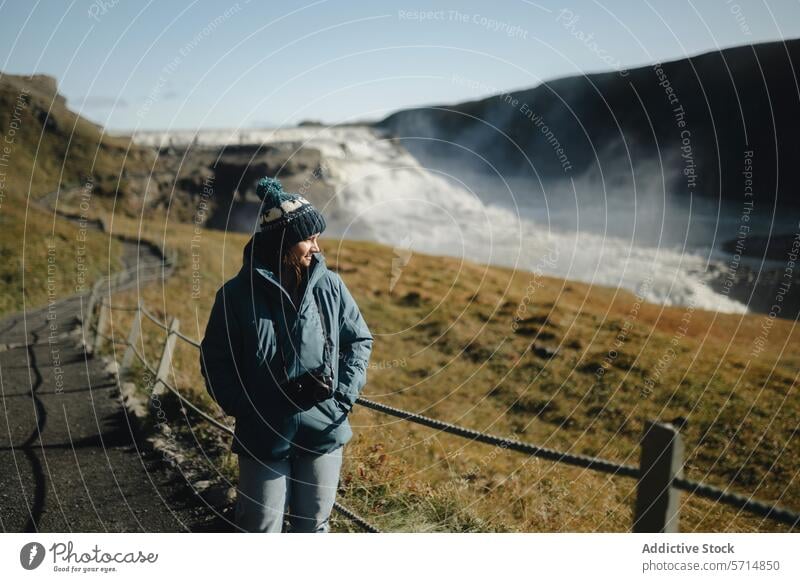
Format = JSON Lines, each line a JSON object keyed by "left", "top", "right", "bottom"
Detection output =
{"left": 289, "top": 233, "right": 321, "bottom": 267}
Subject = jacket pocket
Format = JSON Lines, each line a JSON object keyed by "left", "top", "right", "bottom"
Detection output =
{"left": 316, "top": 397, "right": 348, "bottom": 424}
{"left": 255, "top": 318, "right": 277, "bottom": 364}
{"left": 332, "top": 394, "right": 351, "bottom": 415}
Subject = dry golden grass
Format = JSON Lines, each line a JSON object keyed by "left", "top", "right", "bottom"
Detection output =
{"left": 0, "top": 72, "right": 155, "bottom": 202}
{"left": 100, "top": 210, "right": 799, "bottom": 532}
{"left": 0, "top": 72, "right": 156, "bottom": 317}
{"left": 0, "top": 201, "right": 123, "bottom": 317}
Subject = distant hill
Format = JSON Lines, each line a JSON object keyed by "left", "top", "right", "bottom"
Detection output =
{"left": 376, "top": 39, "right": 800, "bottom": 208}
{"left": 0, "top": 73, "right": 140, "bottom": 316}
{"left": 0, "top": 72, "right": 154, "bottom": 200}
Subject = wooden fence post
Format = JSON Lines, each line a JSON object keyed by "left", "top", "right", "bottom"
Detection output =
{"left": 83, "top": 280, "right": 102, "bottom": 354}
{"left": 93, "top": 300, "right": 110, "bottom": 354}
{"left": 121, "top": 300, "right": 143, "bottom": 373}
{"left": 633, "top": 420, "right": 684, "bottom": 533}
{"left": 154, "top": 317, "right": 180, "bottom": 397}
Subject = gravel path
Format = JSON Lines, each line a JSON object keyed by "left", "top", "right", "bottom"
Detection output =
{"left": 0, "top": 235, "right": 233, "bottom": 532}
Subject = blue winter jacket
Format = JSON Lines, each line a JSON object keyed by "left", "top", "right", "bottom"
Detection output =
{"left": 199, "top": 240, "right": 373, "bottom": 461}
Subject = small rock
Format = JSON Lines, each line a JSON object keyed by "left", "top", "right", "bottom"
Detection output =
{"left": 104, "top": 359, "right": 119, "bottom": 376}
{"left": 531, "top": 344, "right": 558, "bottom": 359}
{"left": 201, "top": 486, "right": 236, "bottom": 507}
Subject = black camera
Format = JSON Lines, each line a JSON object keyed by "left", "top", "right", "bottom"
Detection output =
{"left": 280, "top": 365, "right": 334, "bottom": 410}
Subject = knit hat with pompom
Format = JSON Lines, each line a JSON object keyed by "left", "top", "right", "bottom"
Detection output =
{"left": 255, "top": 177, "right": 326, "bottom": 248}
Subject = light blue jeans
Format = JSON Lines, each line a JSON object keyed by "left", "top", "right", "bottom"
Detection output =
{"left": 235, "top": 446, "right": 343, "bottom": 533}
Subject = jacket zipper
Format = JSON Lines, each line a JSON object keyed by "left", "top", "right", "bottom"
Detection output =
{"left": 263, "top": 273, "right": 316, "bottom": 379}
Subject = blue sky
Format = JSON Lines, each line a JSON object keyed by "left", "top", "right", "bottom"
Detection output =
{"left": 1, "top": 0, "right": 798, "bottom": 133}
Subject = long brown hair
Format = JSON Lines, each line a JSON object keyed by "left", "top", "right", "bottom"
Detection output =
{"left": 251, "top": 232, "right": 321, "bottom": 295}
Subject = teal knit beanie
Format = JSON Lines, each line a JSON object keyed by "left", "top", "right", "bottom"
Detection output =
{"left": 255, "top": 177, "right": 326, "bottom": 247}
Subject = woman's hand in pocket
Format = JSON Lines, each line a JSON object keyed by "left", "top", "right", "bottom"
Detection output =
{"left": 332, "top": 394, "right": 351, "bottom": 416}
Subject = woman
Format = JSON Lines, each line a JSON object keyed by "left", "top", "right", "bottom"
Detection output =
{"left": 199, "top": 176, "right": 373, "bottom": 533}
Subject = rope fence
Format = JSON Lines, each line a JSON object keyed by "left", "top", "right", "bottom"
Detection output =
{"left": 87, "top": 247, "right": 800, "bottom": 534}
{"left": 37, "top": 191, "right": 380, "bottom": 531}
{"left": 90, "top": 252, "right": 379, "bottom": 532}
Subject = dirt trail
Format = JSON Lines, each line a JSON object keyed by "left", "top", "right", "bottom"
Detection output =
{"left": 0, "top": 228, "right": 231, "bottom": 532}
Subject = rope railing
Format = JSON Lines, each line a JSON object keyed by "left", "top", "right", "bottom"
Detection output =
{"left": 89, "top": 254, "right": 378, "bottom": 533}
{"left": 86, "top": 246, "right": 800, "bottom": 533}
{"left": 140, "top": 306, "right": 201, "bottom": 348}
{"left": 128, "top": 343, "right": 239, "bottom": 435}
{"left": 140, "top": 306, "right": 170, "bottom": 330}
{"left": 94, "top": 330, "right": 128, "bottom": 346}
{"left": 672, "top": 477, "right": 800, "bottom": 528}
{"left": 125, "top": 333, "right": 380, "bottom": 532}
{"left": 331, "top": 501, "right": 381, "bottom": 533}
{"left": 97, "top": 300, "right": 142, "bottom": 312}
{"left": 355, "top": 397, "right": 640, "bottom": 479}
{"left": 110, "top": 302, "right": 800, "bottom": 532}
{"left": 354, "top": 400, "right": 799, "bottom": 528}
{"left": 42, "top": 189, "right": 800, "bottom": 532}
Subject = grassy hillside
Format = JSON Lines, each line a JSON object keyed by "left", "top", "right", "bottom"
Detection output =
{"left": 0, "top": 201, "right": 123, "bottom": 317}
{"left": 99, "top": 211, "right": 799, "bottom": 532}
{"left": 0, "top": 72, "right": 154, "bottom": 316}
{"left": 0, "top": 73, "right": 153, "bottom": 199}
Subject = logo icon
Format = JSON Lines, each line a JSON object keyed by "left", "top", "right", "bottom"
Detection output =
{"left": 20, "top": 542, "right": 46, "bottom": 570}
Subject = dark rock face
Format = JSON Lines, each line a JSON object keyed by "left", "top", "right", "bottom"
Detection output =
{"left": 376, "top": 39, "right": 800, "bottom": 210}
{"left": 151, "top": 142, "right": 334, "bottom": 231}
{"left": 376, "top": 39, "right": 800, "bottom": 319}
{"left": 202, "top": 144, "right": 330, "bottom": 231}
{"left": 706, "top": 238, "right": 800, "bottom": 320}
